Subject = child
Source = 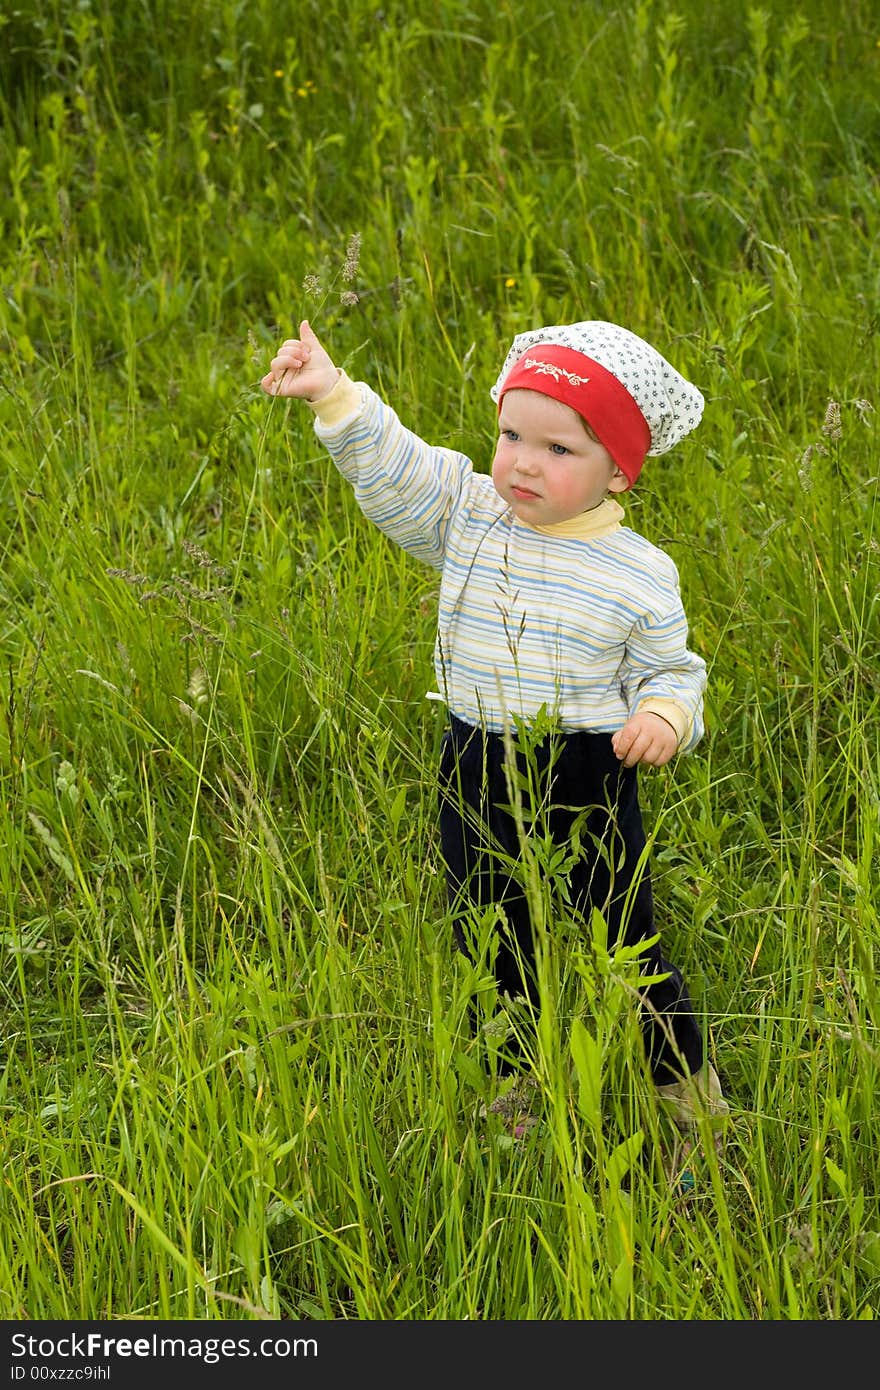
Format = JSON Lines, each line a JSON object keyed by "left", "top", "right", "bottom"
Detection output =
{"left": 261, "top": 317, "right": 728, "bottom": 1158}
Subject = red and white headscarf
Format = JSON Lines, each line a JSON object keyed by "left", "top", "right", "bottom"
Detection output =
{"left": 491, "top": 320, "right": 704, "bottom": 486}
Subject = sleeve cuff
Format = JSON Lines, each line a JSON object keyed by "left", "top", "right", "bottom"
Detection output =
{"left": 635, "top": 697, "right": 692, "bottom": 748}
{"left": 307, "top": 371, "right": 363, "bottom": 427}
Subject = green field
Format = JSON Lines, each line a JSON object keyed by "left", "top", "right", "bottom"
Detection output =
{"left": 1, "top": 0, "right": 878, "bottom": 1320}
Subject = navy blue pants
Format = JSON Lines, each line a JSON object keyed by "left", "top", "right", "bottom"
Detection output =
{"left": 438, "top": 715, "right": 704, "bottom": 1086}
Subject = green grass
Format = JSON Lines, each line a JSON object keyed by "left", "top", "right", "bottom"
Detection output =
{"left": 1, "top": 0, "right": 879, "bottom": 1320}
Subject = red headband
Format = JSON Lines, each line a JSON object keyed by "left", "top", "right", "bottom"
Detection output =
{"left": 497, "top": 344, "right": 651, "bottom": 485}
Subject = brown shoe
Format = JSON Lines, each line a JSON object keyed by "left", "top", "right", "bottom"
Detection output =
{"left": 656, "top": 1063, "right": 729, "bottom": 1152}
{"left": 656, "top": 1063, "right": 729, "bottom": 1194}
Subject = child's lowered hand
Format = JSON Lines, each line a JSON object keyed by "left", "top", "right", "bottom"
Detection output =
{"left": 261, "top": 320, "right": 339, "bottom": 403}
{"left": 612, "top": 711, "right": 678, "bottom": 768}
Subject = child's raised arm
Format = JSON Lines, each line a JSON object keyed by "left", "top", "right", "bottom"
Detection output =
{"left": 261, "top": 320, "right": 339, "bottom": 403}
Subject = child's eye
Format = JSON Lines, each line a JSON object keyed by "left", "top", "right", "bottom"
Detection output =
{"left": 549, "top": 443, "right": 569, "bottom": 456}
{"left": 502, "top": 429, "right": 519, "bottom": 442}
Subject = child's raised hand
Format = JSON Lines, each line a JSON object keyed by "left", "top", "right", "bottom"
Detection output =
{"left": 612, "top": 711, "right": 678, "bottom": 768}
{"left": 261, "top": 321, "right": 339, "bottom": 403}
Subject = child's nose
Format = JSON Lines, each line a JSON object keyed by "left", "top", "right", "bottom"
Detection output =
{"left": 515, "top": 447, "right": 540, "bottom": 475}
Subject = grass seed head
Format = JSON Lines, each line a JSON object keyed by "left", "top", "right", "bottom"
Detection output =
{"left": 821, "top": 399, "right": 842, "bottom": 440}
{"left": 342, "top": 232, "right": 361, "bottom": 283}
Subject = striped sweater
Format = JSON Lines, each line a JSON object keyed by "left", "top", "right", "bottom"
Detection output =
{"left": 309, "top": 372, "right": 706, "bottom": 750}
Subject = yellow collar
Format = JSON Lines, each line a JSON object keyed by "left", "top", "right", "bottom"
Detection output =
{"left": 522, "top": 496, "right": 624, "bottom": 540}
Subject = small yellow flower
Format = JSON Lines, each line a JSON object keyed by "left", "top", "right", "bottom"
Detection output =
{"left": 274, "top": 69, "right": 284, "bottom": 78}
{"left": 505, "top": 277, "right": 516, "bottom": 288}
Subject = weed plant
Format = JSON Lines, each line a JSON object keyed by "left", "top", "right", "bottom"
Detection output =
{"left": 1, "top": 0, "right": 878, "bottom": 1320}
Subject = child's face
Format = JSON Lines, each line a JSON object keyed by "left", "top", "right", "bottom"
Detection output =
{"left": 492, "top": 389, "right": 628, "bottom": 525}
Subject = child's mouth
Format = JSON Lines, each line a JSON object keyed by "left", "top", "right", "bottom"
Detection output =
{"left": 511, "top": 486, "right": 540, "bottom": 500}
